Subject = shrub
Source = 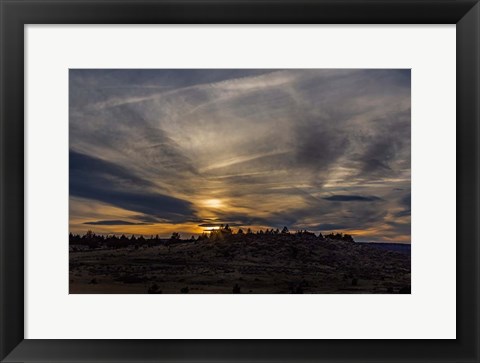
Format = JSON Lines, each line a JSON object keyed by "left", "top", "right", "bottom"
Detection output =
{"left": 148, "top": 284, "right": 162, "bottom": 294}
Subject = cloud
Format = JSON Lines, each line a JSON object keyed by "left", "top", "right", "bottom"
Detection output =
{"left": 69, "top": 149, "right": 153, "bottom": 188}
{"left": 198, "top": 222, "right": 243, "bottom": 228}
{"left": 306, "top": 223, "right": 348, "bottom": 231}
{"left": 401, "top": 193, "right": 411, "bottom": 208}
{"left": 394, "top": 192, "right": 411, "bottom": 217}
{"left": 70, "top": 150, "right": 196, "bottom": 222}
{"left": 83, "top": 220, "right": 150, "bottom": 226}
{"left": 323, "top": 195, "right": 382, "bottom": 202}
{"left": 394, "top": 209, "right": 411, "bottom": 218}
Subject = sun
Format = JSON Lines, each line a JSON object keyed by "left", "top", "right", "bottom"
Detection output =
{"left": 203, "top": 198, "right": 223, "bottom": 209}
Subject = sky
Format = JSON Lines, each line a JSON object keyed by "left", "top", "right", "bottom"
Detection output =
{"left": 69, "top": 69, "right": 411, "bottom": 243}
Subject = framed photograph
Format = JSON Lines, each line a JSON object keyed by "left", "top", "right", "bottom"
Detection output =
{"left": 1, "top": 0, "right": 478, "bottom": 362}
{"left": 68, "top": 68, "right": 412, "bottom": 295}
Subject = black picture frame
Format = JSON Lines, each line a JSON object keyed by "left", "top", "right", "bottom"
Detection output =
{"left": 1, "top": 1, "right": 479, "bottom": 362}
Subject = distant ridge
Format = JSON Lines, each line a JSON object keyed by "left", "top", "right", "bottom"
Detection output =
{"left": 359, "top": 242, "right": 411, "bottom": 254}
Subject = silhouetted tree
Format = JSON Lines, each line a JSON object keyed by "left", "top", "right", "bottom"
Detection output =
{"left": 222, "top": 225, "right": 232, "bottom": 235}
{"left": 197, "top": 233, "right": 209, "bottom": 241}
{"left": 324, "top": 232, "right": 355, "bottom": 243}
{"left": 281, "top": 226, "right": 289, "bottom": 234}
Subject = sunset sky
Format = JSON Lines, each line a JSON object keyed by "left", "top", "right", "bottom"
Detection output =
{"left": 69, "top": 69, "right": 411, "bottom": 242}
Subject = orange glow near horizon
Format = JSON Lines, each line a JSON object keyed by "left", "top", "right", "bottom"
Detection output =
{"left": 69, "top": 197, "right": 410, "bottom": 242}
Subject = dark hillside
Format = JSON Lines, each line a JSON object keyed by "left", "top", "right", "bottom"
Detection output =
{"left": 70, "top": 230, "right": 410, "bottom": 294}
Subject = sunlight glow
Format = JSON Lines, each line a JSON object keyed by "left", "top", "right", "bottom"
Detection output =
{"left": 203, "top": 199, "right": 223, "bottom": 209}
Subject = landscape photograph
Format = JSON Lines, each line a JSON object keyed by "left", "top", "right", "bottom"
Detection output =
{"left": 69, "top": 69, "right": 411, "bottom": 294}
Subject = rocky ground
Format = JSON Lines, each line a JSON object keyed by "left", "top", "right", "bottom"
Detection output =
{"left": 69, "top": 234, "right": 411, "bottom": 294}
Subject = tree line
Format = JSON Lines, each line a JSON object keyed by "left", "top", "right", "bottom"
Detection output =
{"left": 69, "top": 225, "right": 355, "bottom": 249}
